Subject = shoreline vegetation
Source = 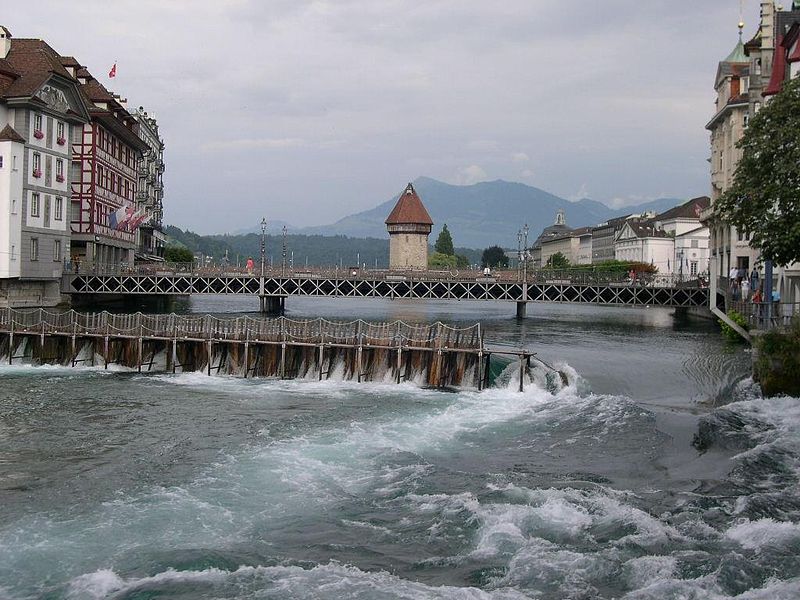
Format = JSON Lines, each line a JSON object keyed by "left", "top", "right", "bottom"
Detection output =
{"left": 753, "top": 320, "right": 800, "bottom": 397}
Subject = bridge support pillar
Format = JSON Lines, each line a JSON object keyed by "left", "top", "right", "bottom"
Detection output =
{"left": 516, "top": 301, "right": 527, "bottom": 319}
{"left": 259, "top": 296, "right": 285, "bottom": 314}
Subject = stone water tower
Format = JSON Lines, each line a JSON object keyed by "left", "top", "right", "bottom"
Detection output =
{"left": 386, "top": 183, "right": 433, "bottom": 270}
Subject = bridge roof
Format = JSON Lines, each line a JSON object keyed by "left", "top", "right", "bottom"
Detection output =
{"left": 386, "top": 183, "right": 434, "bottom": 226}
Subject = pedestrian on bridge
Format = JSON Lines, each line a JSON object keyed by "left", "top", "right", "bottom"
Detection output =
{"left": 246, "top": 256, "right": 255, "bottom": 274}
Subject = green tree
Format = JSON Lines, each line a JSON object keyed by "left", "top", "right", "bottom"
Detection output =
{"left": 455, "top": 254, "right": 470, "bottom": 269}
{"left": 545, "top": 252, "right": 570, "bottom": 269}
{"left": 428, "top": 252, "right": 458, "bottom": 269}
{"left": 715, "top": 76, "right": 800, "bottom": 266}
{"left": 481, "top": 246, "right": 508, "bottom": 268}
{"left": 434, "top": 224, "right": 455, "bottom": 256}
{"left": 164, "top": 245, "right": 195, "bottom": 263}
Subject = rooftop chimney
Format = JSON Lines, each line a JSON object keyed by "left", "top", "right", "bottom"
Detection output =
{"left": 0, "top": 26, "right": 11, "bottom": 60}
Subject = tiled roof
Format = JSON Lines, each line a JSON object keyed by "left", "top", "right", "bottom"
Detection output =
{"left": 655, "top": 196, "right": 710, "bottom": 222}
{"left": 0, "top": 38, "right": 74, "bottom": 99}
{"left": 0, "top": 124, "right": 25, "bottom": 143}
{"left": 385, "top": 183, "right": 434, "bottom": 226}
{"left": 82, "top": 77, "right": 117, "bottom": 104}
{"left": 0, "top": 34, "right": 145, "bottom": 149}
{"left": 620, "top": 221, "right": 669, "bottom": 239}
{"left": 0, "top": 58, "right": 18, "bottom": 79}
{"left": 59, "top": 56, "right": 81, "bottom": 68}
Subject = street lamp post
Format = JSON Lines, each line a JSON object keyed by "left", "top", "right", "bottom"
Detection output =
{"left": 260, "top": 217, "right": 267, "bottom": 278}
{"left": 517, "top": 229, "right": 523, "bottom": 281}
{"left": 523, "top": 223, "right": 529, "bottom": 282}
{"left": 282, "top": 225, "right": 287, "bottom": 276}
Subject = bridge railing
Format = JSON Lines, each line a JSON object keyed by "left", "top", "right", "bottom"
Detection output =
{"left": 728, "top": 300, "right": 799, "bottom": 331}
{"left": 64, "top": 262, "right": 704, "bottom": 289}
{"left": 0, "top": 308, "right": 483, "bottom": 349}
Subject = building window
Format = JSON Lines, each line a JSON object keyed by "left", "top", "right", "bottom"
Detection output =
{"left": 57, "top": 121, "right": 65, "bottom": 140}
{"left": 691, "top": 239, "right": 699, "bottom": 249}
{"left": 11, "top": 198, "right": 16, "bottom": 214}
{"left": 743, "top": 114, "right": 749, "bottom": 128}
{"left": 10, "top": 245, "right": 15, "bottom": 260}
{"left": 30, "top": 238, "right": 39, "bottom": 261}
{"left": 31, "top": 193, "right": 40, "bottom": 217}
{"left": 55, "top": 196, "right": 63, "bottom": 220}
{"left": 754, "top": 101, "right": 761, "bottom": 113}
{"left": 53, "top": 240, "right": 62, "bottom": 262}
{"left": 56, "top": 158, "right": 64, "bottom": 180}
{"left": 0, "top": 156, "right": 3, "bottom": 168}
{"left": 34, "top": 113, "right": 43, "bottom": 132}
{"left": 690, "top": 261, "right": 698, "bottom": 276}
{"left": 32, "top": 152, "right": 41, "bottom": 177}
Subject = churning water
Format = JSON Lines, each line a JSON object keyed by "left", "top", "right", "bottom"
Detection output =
{"left": 1, "top": 298, "right": 798, "bottom": 599}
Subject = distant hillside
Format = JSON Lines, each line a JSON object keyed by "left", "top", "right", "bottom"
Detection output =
{"left": 163, "top": 226, "right": 481, "bottom": 268}
{"left": 301, "top": 177, "right": 682, "bottom": 249}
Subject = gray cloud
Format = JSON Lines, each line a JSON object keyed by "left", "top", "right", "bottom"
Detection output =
{"left": 7, "top": 0, "right": 760, "bottom": 233}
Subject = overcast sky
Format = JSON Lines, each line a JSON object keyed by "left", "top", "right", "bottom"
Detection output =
{"left": 8, "top": 1, "right": 760, "bottom": 233}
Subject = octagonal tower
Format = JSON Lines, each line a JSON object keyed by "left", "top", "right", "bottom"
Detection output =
{"left": 385, "top": 183, "right": 433, "bottom": 271}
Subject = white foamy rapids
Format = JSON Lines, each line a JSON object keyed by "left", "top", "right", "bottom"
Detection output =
{"left": 621, "top": 575, "right": 800, "bottom": 600}
{"left": 65, "top": 563, "right": 531, "bottom": 600}
{"left": 492, "top": 359, "right": 581, "bottom": 395}
{"left": 0, "top": 364, "right": 588, "bottom": 593}
{"left": 405, "top": 483, "right": 692, "bottom": 596}
{"left": 725, "top": 518, "right": 800, "bottom": 551}
{"left": 722, "top": 395, "right": 800, "bottom": 516}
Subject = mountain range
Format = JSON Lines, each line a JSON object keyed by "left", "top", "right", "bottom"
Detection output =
{"left": 222, "top": 177, "right": 687, "bottom": 250}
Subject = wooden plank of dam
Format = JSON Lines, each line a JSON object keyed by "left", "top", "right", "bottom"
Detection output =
{"left": 62, "top": 271, "right": 710, "bottom": 308}
{"left": 0, "top": 308, "right": 544, "bottom": 390}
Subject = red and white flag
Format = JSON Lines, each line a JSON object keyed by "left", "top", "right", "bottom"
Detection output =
{"left": 108, "top": 62, "right": 117, "bottom": 78}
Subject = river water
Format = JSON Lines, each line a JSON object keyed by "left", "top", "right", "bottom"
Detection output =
{"left": 1, "top": 297, "right": 799, "bottom": 599}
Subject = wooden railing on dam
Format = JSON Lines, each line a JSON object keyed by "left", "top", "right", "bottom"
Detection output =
{"left": 0, "top": 308, "right": 510, "bottom": 389}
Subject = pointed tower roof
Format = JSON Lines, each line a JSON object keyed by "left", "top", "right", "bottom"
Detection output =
{"left": 724, "top": 38, "right": 748, "bottom": 63}
{"left": 385, "top": 183, "right": 433, "bottom": 226}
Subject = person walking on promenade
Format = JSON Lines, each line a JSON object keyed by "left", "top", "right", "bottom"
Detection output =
{"left": 750, "top": 267, "right": 759, "bottom": 294}
{"left": 246, "top": 256, "right": 255, "bottom": 275}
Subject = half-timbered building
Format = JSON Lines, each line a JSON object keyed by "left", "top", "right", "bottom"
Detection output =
{"left": 69, "top": 71, "right": 149, "bottom": 268}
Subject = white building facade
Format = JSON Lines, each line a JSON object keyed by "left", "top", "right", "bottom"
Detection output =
{"left": 132, "top": 106, "right": 165, "bottom": 262}
{"left": 0, "top": 30, "right": 90, "bottom": 306}
{"left": 614, "top": 221, "right": 674, "bottom": 272}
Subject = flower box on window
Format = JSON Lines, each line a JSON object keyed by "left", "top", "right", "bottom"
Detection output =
{"left": 56, "top": 136, "right": 66, "bottom": 146}
{"left": 33, "top": 130, "right": 44, "bottom": 140}
{"left": 32, "top": 169, "right": 42, "bottom": 178}
{"left": 56, "top": 174, "right": 65, "bottom": 183}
